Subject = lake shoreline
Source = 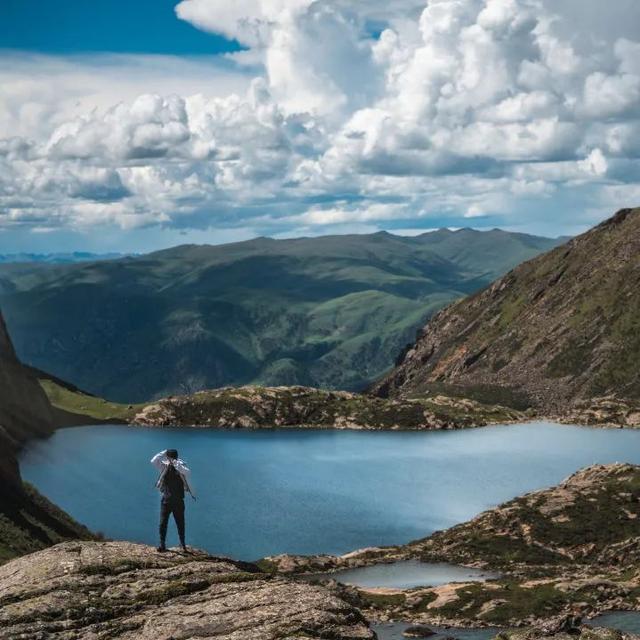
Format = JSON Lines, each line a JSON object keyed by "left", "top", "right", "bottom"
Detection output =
{"left": 22, "top": 422, "right": 640, "bottom": 559}
{"left": 20, "top": 426, "right": 640, "bottom": 631}
{"left": 20, "top": 419, "right": 640, "bottom": 631}
{"left": 257, "top": 463, "right": 640, "bottom": 629}
{"left": 127, "top": 415, "right": 638, "bottom": 431}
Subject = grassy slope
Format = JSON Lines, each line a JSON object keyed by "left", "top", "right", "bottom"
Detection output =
{"left": 39, "top": 379, "right": 139, "bottom": 423}
{"left": 0, "top": 230, "right": 561, "bottom": 403}
{"left": 415, "top": 227, "right": 561, "bottom": 282}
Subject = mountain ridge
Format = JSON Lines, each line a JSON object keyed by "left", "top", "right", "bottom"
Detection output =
{"left": 372, "top": 207, "right": 640, "bottom": 422}
{"left": 0, "top": 252, "right": 126, "bottom": 265}
{"left": 0, "top": 228, "right": 562, "bottom": 403}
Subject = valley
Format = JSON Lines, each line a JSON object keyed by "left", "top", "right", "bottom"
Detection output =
{"left": 3, "top": 0, "right": 639, "bottom": 636}
{"left": 2, "top": 208, "right": 640, "bottom": 639}
{"left": 0, "top": 229, "right": 561, "bottom": 403}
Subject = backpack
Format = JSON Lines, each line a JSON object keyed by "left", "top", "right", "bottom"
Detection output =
{"left": 160, "top": 463, "right": 185, "bottom": 500}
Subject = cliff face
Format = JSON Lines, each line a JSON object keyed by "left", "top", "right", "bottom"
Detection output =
{"left": 0, "top": 309, "right": 53, "bottom": 490}
{"left": 373, "top": 208, "right": 640, "bottom": 420}
{"left": 0, "top": 310, "right": 53, "bottom": 445}
{"left": 0, "top": 309, "right": 93, "bottom": 564}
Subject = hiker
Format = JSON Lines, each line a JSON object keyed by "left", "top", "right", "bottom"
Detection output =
{"left": 150, "top": 449, "right": 196, "bottom": 552}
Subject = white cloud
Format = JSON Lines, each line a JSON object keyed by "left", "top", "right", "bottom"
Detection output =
{"left": 582, "top": 71, "right": 640, "bottom": 119}
{"left": 0, "top": 53, "right": 251, "bottom": 140}
{"left": 1, "top": 0, "right": 640, "bottom": 240}
{"left": 579, "top": 149, "right": 608, "bottom": 177}
{"left": 465, "top": 204, "right": 487, "bottom": 218}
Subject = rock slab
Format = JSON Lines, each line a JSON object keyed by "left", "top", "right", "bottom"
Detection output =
{"left": 0, "top": 541, "right": 375, "bottom": 639}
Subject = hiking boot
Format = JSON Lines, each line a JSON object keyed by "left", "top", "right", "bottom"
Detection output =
{"left": 157, "top": 545, "right": 167, "bottom": 553}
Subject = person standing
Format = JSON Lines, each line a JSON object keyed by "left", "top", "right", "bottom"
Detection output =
{"left": 150, "top": 448, "right": 196, "bottom": 552}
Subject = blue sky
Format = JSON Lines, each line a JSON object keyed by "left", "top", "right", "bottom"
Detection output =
{"left": 1, "top": 0, "right": 239, "bottom": 54}
{"left": 1, "top": 0, "right": 639, "bottom": 253}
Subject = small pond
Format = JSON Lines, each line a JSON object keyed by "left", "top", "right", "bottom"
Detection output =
{"left": 591, "top": 612, "right": 640, "bottom": 634}
{"left": 314, "top": 560, "right": 498, "bottom": 589}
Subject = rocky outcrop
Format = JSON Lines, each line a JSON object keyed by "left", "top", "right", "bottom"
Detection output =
{"left": 409, "top": 463, "right": 640, "bottom": 571}
{"left": 559, "top": 397, "right": 640, "bottom": 428}
{"left": 373, "top": 208, "right": 640, "bottom": 424}
{"left": 0, "top": 541, "right": 375, "bottom": 639}
{"left": 133, "top": 385, "right": 523, "bottom": 430}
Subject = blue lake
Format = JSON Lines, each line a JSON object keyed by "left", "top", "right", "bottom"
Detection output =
{"left": 19, "top": 422, "right": 640, "bottom": 561}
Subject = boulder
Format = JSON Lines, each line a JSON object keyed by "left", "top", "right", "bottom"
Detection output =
{"left": 404, "top": 624, "right": 437, "bottom": 637}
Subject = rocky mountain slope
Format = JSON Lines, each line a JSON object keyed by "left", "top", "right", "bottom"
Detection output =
{"left": 0, "top": 541, "right": 374, "bottom": 639}
{"left": 409, "top": 462, "right": 640, "bottom": 571}
{"left": 0, "top": 229, "right": 561, "bottom": 402}
{"left": 263, "top": 464, "right": 640, "bottom": 627}
{"left": 133, "top": 385, "right": 523, "bottom": 430}
{"left": 373, "top": 208, "right": 640, "bottom": 422}
{"left": 0, "top": 310, "right": 94, "bottom": 563}
{"left": 0, "top": 311, "right": 53, "bottom": 451}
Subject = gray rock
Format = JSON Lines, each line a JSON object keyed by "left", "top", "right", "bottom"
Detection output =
{"left": 0, "top": 541, "right": 375, "bottom": 639}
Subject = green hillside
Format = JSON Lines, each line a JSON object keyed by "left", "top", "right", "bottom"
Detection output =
{"left": 38, "top": 378, "right": 139, "bottom": 423}
{"left": 0, "top": 230, "right": 561, "bottom": 403}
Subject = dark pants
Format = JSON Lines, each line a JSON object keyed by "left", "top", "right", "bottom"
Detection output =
{"left": 159, "top": 498, "right": 185, "bottom": 546}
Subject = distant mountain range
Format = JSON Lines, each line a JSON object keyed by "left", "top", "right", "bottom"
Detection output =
{"left": 0, "top": 252, "right": 126, "bottom": 265}
{"left": 374, "top": 208, "right": 640, "bottom": 422}
{"left": 0, "top": 228, "right": 563, "bottom": 403}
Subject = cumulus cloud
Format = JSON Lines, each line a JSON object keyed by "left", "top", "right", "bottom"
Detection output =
{"left": 1, "top": 0, "right": 640, "bottom": 239}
